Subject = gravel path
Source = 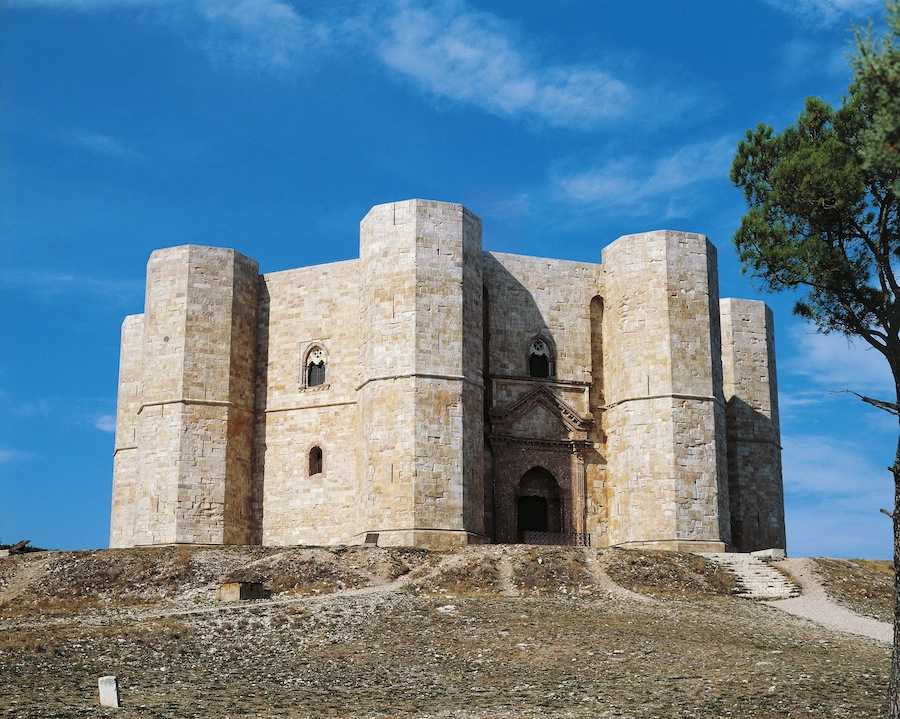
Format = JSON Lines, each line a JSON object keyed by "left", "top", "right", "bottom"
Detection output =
{"left": 768, "top": 558, "right": 892, "bottom": 645}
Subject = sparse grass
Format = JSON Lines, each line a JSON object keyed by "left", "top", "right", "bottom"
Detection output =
{"left": 0, "top": 617, "right": 191, "bottom": 653}
{"left": 510, "top": 546, "right": 593, "bottom": 594}
{"left": 603, "top": 548, "right": 739, "bottom": 598}
{"left": 814, "top": 557, "right": 893, "bottom": 623}
{"left": 0, "top": 546, "right": 890, "bottom": 718}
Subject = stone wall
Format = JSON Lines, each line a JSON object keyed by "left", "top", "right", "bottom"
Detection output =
{"left": 126, "top": 245, "right": 258, "bottom": 546}
{"left": 601, "top": 231, "right": 730, "bottom": 552}
{"left": 358, "top": 200, "right": 485, "bottom": 548}
{"left": 482, "top": 252, "right": 605, "bottom": 543}
{"left": 109, "top": 199, "right": 780, "bottom": 553}
{"left": 720, "top": 298, "right": 785, "bottom": 551}
{"left": 109, "top": 314, "right": 143, "bottom": 548}
{"left": 254, "top": 260, "right": 361, "bottom": 546}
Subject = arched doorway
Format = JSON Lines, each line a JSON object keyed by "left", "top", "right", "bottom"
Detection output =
{"left": 517, "top": 467, "right": 561, "bottom": 541}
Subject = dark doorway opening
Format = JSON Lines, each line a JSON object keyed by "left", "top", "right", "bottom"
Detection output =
{"left": 517, "top": 466, "right": 561, "bottom": 542}
{"left": 518, "top": 496, "right": 548, "bottom": 532}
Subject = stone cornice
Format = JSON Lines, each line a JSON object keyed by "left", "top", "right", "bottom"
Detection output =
{"left": 136, "top": 398, "right": 254, "bottom": 415}
{"left": 601, "top": 392, "right": 725, "bottom": 411}
{"left": 355, "top": 373, "right": 484, "bottom": 392}
{"left": 488, "top": 433, "right": 591, "bottom": 451}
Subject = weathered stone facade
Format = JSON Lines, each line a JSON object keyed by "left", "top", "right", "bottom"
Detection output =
{"left": 110, "top": 199, "right": 785, "bottom": 552}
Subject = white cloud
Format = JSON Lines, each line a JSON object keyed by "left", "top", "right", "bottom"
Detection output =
{"left": 782, "top": 432, "right": 892, "bottom": 557}
{"left": 0, "top": 268, "right": 143, "bottom": 304}
{"left": 0, "top": 449, "right": 33, "bottom": 463}
{"left": 14, "top": 0, "right": 331, "bottom": 71}
{"left": 782, "top": 433, "right": 886, "bottom": 496}
{"left": 375, "top": 1, "right": 631, "bottom": 128}
{"left": 783, "top": 326, "right": 894, "bottom": 396}
{"left": 778, "top": 389, "right": 825, "bottom": 415}
{"left": 68, "top": 132, "right": 141, "bottom": 160}
{"left": 196, "top": 0, "right": 333, "bottom": 71}
{"left": 778, "top": 39, "right": 853, "bottom": 86}
{"left": 787, "top": 501, "right": 891, "bottom": 557}
{"left": 12, "top": 0, "right": 707, "bottom": 128}
{"left": 94, "top": 414, "right": 117, "bottom": 433}
{"left": 12, "top": 0, "right": 168, "bottom": 6}
{"left": 553, "top": 135, "right": 736, "bottom": 211}
{"left": 763, "top": 0, "right": 882, "bottom": 25}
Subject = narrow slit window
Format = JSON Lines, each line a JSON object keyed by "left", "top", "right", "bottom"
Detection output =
{"left": 309, "top": 446, "right": 323, "bottom": 476}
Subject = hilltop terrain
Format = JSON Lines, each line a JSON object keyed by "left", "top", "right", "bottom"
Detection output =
{"left": 0, "top": 545, "right": 891, "bottom": 718}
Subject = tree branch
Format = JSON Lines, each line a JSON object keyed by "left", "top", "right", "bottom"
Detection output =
{"left": 837, "top": 389, "right": 900, "bottom": 416}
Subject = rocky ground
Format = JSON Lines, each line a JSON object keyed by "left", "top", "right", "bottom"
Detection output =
{"left": 0, "top": 545, "right": 891, "bottom": 718}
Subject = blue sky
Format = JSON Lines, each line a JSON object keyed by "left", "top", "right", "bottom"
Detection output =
{"left": 2, "top": 0, "right": 895, "bottom": 558}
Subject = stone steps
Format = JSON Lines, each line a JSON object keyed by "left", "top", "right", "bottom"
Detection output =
{"left": 701, "top": 552, "right": 800, "bottom": 601}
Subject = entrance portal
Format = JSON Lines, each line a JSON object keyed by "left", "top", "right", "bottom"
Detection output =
{"left": 517, "top": 466, "right": 561, "bottom": 541}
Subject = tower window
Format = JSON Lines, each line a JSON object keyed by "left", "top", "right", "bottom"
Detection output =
{"left": 528, "top": 337, "right": 552, "bottom": 379}
{"left": 305, "top": 345, "right": 327, "bottom": 387}
{"left": 309, "top": 446, "right": 323, "bottom": 476}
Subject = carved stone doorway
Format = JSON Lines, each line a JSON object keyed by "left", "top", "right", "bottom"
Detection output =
{"left": 517, "top": 466, "right": 561, "bottom": 541}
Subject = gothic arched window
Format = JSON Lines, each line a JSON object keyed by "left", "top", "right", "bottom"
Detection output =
{"left": 309, "top": 446, "right": 323, "bottom": 476}
{"left": 305, "top": 345, "right": 327, "bottom": 387}
{"left": 528, "top": 337, "right": 553, "bottom": 379}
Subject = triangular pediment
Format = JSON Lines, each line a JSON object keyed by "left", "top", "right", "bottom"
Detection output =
{"left": 491, "top": 384, "right": 592, "bottom": 439}
{"left": 504, "top": 400, "right": 569, "bottom": 440}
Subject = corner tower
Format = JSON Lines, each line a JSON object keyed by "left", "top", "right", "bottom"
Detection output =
{"left": 720, "top": 298, "right": 785, "bottom": 551}
{"left": 601, "top": 230, "right": 731, "bottom": 552}
{"left": 357, "top": 200, "right": 486, "bottom": 548}
{"left": 116, "top": 245, "right": 259, "bottom": 546}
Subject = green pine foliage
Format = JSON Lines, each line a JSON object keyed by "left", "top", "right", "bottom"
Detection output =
{"left": 731, "top": 1, "right": 900, "bottom": 370}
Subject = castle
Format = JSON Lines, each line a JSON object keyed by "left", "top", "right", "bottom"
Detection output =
{"left": 109, "top": 199, "right": 785, "bottom": 553}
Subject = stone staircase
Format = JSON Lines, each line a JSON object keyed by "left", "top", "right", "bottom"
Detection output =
{"left": 701, "top": 552, "right": 800, "bottom": 600}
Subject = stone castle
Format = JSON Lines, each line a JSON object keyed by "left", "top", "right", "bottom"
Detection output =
{"left": 109, "top": 199, "right": 785, "bottom": 553}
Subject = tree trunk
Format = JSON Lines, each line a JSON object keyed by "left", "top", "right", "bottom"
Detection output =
{"left": 890, "top": 385, "right": 900, "bottom": 718}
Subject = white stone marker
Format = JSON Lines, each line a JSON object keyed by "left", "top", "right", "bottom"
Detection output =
{"left": 98, "top": 676, "right": 120, "bottom": 708}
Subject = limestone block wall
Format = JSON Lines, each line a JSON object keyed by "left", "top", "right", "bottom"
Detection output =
{"left": 109, "top": 314, "right": 144, "bottom": 548}
{"left": 128, "top": 245, "right": 258, "bottom": 546}
{"left": 602, "top": 230, "right": 730, "bottom": 552}
{"left": 109, "top": 197, "right": 784, "bottom": 553}
{"left": 483, "top": 253, "right": 601, "bottom": 384}
{"left": 358, "top": 199, "right": 485, "bottom": 548}
{"left": 482, "top": 253, "right": 607, "bottom": 541}
{"left": 720, "top": 298, "right": 785, "bottom": 551}
{"left": 254, "top": 260, "right": 361, "bottom": 546}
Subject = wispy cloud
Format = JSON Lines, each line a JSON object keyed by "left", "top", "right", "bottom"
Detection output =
{"left": 195, "top": 0, "right": 334, "bottom": 71}
{"left": 0, "top": 268, "right": 143, "bottom": 304}
{"left": 375, "top": 1, "right": 631, "bottom": 128}
{"left": 67, "top": 131, "right": 142, "bottom": 160}
{"left": 552, "top": 135, "right": 736, "bottom": 213}
{"left": 0, "top": 449, "right": 33, "bottom": 463}
{"left": 14, "top": 0, "right": 334, "bottom": 71}
{"left": 12, "top": 0, "right": 706, "bottom": 129}
{"left": 93, "top": 414, "right": 117, "bottom": 433}
{"left": 783, "top": 326, "right": 893, "bottom": 396}
{"left": 13, "top": 0, "right": 169, "bottom": 6}
{"left": 763, "top": 0, "right": 882, "bottom": 25}
{"left": 783, "top": 433, "right": 886, "bottom": 497}
{"left": 778, "top": 39, "right": 853, "bottom": 86}
{"left": 782, "top": 432, "right": 891, "bottom": 556}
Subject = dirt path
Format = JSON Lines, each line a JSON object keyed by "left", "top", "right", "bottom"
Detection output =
{"left": 581, "top": 548, "right": 658, "bottom": 605}
{"left": 497, "top": 552, "right": 518, "bottom": 597}
{"left": 768, "top": 558, "right": 891, "bottom": 645}
{"left": 0, "top": 557, "right": 50, "bottom": 605}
